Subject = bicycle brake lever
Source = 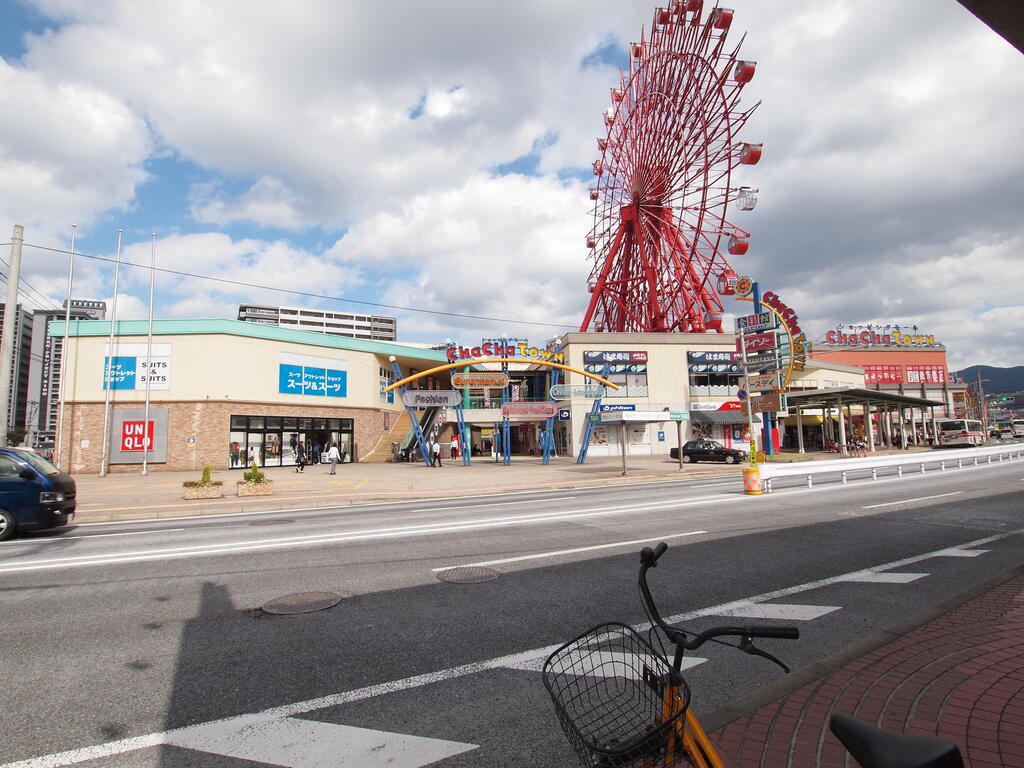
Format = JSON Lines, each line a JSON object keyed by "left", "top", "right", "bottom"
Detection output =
{"left": 739, "top": 636, "right": 790, "bottom": 673}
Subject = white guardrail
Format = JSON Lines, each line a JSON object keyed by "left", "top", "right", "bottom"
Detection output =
{"left": 757, "top": 443, "right": 1024, "bottom": 493}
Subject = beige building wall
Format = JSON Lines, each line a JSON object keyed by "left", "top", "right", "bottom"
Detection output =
{"left": 54, "top": 323, "right": 449, "bottom": 472}
{"left": 61, "top": 333, "right": 408, "bottom": 409}
{"left": 556, "top": 332, "right": 738, "bottom": 458}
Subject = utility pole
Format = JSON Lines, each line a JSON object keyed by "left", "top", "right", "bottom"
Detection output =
{"left": 975, "top": 371, "right": 988, "bottom": 428}
{"left": 0, "top": 224, "right": 25, "bottom": 447}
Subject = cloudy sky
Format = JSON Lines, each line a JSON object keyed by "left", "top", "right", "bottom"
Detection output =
{"left": 2, "top": 0, "right": 1022, "bottom": 370}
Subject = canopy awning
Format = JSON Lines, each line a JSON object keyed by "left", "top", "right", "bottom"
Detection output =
{"left": 691, "top": 410, "right": 748, "bottom": 425}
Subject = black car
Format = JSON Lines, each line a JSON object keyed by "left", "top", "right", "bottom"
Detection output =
{"left": 670, "top": 439, "right": 746, "bottom": 464}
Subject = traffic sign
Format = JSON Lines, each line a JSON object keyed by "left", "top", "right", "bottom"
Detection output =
{"left": 667, "top": 412, "right": 689, "bottom": 421}
{"left": 736, "top": 389, "right": 748, "bottom": 400}
{"left": 587, "top": 413, "right": 602, "bottom": 423}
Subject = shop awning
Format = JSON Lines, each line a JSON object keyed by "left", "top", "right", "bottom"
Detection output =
{"left": 691, "top": 410, "right": 748, "bottom": 425}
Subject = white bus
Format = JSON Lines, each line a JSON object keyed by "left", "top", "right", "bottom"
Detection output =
{"left": 1013, "top": 419, "right": 1024, "bottom": 438}
{"left": 936, "top": 419, "right": 986, "bottom": 447}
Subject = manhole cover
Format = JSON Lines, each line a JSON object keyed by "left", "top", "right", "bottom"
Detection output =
{"left": 261, "top": 591, "right": 343, "bottom": 615}
{"left": 436, "top": 566, "right": 500, "bottom": 584}
{"left": 248, "top": 519, "right": 294, "bottom": 526}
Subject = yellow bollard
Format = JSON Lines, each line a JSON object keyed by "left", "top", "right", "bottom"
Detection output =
{"left": 742, "top": 467, "right": 762, "bottom": 495}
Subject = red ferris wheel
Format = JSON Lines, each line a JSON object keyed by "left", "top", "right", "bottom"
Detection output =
{"left": 579, "top": 1, "right": 761, "bottom": 334}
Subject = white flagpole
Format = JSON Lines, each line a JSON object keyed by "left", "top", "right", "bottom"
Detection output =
{"left": 99, "top": 229, "right": 123, "bottom": 477}
{"left": 141, "top": 233, "right": 156, "bottom": 475}
{"left": 55, "top": 225, "right": 76, "bottom": 470}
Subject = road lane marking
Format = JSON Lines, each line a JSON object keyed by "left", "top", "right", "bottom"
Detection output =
{"left": 932, "top": 548, "right": 989, "bottom": 557}
{"left": 2, "top": 528, "right": 186, "bottom": 544}
{"left": 6, "top": 528, "right": 1020, "bottom": 768}
{"left": 836, "top": 572, "right": 928, "bottom": 584}
{"left": 709, "top": 602, "right": 840, "bottom": 621}
{"left": 431, "top": 530, "right": 707, "bottom": 571}
{"left": 861, "top": 492, "right": 963, "bottom": 509}
{"left": 415, "top": 496, "right": 577, "bottom": 512}
{"left": 0, "top": 496, "right": 729, "bottom": 574}
{"left": 165, "top": 717, "right": 476, "bottom": 768}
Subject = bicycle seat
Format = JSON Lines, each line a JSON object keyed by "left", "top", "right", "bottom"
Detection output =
{"left": 829, "top": 714, "right": 963, "bottom": 768}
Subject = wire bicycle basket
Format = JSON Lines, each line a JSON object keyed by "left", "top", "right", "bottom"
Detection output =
{"left": 542, "top": 623, "right": 691, "bottom": 767}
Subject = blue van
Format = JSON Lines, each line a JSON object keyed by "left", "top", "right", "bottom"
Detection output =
{"left": 0, "top": 447, "right": 76, "bottom": 541}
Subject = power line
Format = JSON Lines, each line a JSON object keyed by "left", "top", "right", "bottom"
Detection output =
{"left": 0, "top": 259, "right": 62, "bottom": 312}
{"left": 19, "top": 242, "right": 579, "bottom": 331}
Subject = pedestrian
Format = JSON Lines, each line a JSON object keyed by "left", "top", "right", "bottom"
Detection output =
{"left": 296, "top": 441, "right": 306, "bottom": 472}
{"left": 325, "top": 442, "right": 340, "bottom": 475}
{"left": 248, "top": 447, "right": 256, "bottom": 466}
{"left": 431, "top": 441, "right": 442, "bottom": 468}
{"left": 312, "top": 440, "right": 321, "bottom": 464}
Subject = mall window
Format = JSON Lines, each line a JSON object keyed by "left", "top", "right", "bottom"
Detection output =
{"left": 583, "top": 351, "right": 648, "bottom": 398}
{"left": 864, "top": 365, "right": 903, "bottom": 384}
{"left": 687, "top": 351, "right": 740, "bottom": 397}
{"left": 379, "top": 366, "right": 395, "bottom": 403}
{"left": 906, "top": 365, "right": 946, "bottom": 384}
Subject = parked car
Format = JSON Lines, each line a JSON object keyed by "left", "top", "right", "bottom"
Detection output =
{"left": 0, "top": 447, "right": 76, "bottom": 541}
{"left": 670, "top": 439, "right": 747, "bottom": 464}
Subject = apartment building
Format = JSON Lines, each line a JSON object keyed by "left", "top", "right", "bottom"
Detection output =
{"left": 237, "top": 304, "right": 397, "bottom": 341}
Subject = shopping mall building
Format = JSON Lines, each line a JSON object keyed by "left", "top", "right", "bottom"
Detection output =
{"left": 51, "top": 316, "right": 967, "bottom": 474}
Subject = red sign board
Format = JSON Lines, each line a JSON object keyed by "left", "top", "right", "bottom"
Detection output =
{"left": 121, "top": 420, "right": 154, "bottom": 451}
{"left": 736, "top": 332, "right": 776, "bottom": 354}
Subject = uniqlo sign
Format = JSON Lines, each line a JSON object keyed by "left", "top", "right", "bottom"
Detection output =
{"left": 121, "top": 421, "right": 155, "bottom": 451}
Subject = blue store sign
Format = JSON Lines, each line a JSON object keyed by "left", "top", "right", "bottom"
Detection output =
{"left": 279, "top": 364, "right": 347, "bottom": 397}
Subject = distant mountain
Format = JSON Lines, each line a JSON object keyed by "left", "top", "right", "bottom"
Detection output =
{"left": 950, "top": 365, "right": 1024, "bottom": 395}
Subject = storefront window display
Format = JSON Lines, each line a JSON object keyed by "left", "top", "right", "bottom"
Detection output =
{"left": 228, "top": 415, "right": 354, "bottom": 468}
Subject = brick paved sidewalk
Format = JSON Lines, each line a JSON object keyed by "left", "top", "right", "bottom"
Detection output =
{"left": 709, "top": 567, "right": 1024, "bottom": 767}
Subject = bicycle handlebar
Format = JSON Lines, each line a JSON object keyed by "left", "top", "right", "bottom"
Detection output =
{"left": 639, "top": 543, "right": 799, "bottom": 669}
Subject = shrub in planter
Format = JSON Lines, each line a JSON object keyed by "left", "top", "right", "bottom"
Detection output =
{"left": 183, "top": 464, "right": 223, "bottom": 499}
{"left": 237, "top": 465, "right": 273, "bottom": 496}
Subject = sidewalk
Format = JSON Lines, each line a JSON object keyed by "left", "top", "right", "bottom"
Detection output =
{"left": 68, "top": 446, "right": 936, "bottom": 524}
{"left": 69, "top": 454, "right": 739, "bottom": 523}
{"left": 708, "top": 566, "right": 1024, "bottom": 768}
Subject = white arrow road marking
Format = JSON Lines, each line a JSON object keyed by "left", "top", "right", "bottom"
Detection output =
{"left": 5, "top": 529, "right": 1020, "bottom": 768}
{"left": 708, "top": 602, "right": 840, "bottom": 621}
{"left": 165, "top": 716, "right": 476, "bottom": 768}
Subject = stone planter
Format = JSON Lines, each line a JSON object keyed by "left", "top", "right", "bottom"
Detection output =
{"left": 183, "top": 483, "right": 223, "bottom": 500}
{"left": 237, "top": 480, "right": 273, "bottom": 497}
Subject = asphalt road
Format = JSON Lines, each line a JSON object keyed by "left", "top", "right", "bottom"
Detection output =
{"left": 2, "top": 458, "right": 1022, "bottom": 767}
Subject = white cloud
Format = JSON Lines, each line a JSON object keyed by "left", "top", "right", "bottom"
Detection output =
{"left": 0, "top": 58, "right": 150, "bottom": 239}
{"left": 328, "top": 172, "right": 592, "bottom": 339}
{"left": 3, "top": 0, "right": 1024, "bottom": 368}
